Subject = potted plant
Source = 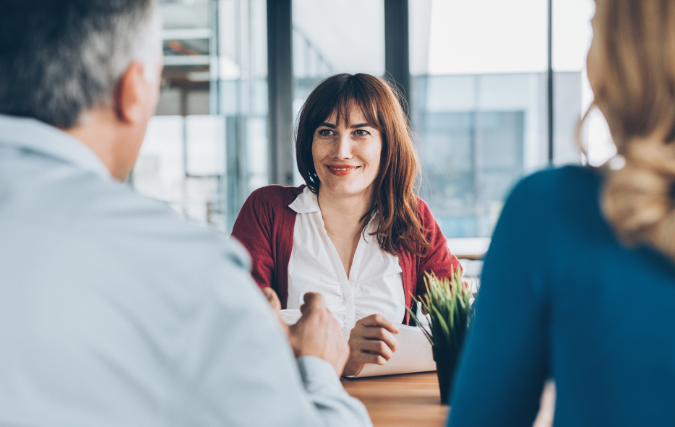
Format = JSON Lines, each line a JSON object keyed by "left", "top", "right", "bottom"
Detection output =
{"left": 408, "top": 268, "right": 472, "bottom": 405}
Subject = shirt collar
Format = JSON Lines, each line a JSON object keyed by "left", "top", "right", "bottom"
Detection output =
{"left": 288, "top": 186, "right": 379, "bottom": 234}
{"left": 288, "top": 186, "right": 321, "bottom": 214}
{"left": 0, "top": 114, "right": 112, "bottom": 181}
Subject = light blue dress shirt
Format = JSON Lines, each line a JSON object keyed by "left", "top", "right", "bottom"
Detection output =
{"left": 0, "top": 114, "right": 372, "bottom": 427}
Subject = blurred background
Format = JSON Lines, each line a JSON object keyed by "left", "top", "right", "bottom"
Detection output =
{"left": 134, "top": 0, "right": 610, "bottom": 257}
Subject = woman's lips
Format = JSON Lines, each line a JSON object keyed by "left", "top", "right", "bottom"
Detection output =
{"left": 326, "top": 165, "right": 360, "bottom": 176}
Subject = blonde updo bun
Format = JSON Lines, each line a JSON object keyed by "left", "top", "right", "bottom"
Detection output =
{"left": 602, "top": 139, "right": 675, "bottom": 259}
{"left": 587, "top": 0, "right": 675, "bottom": 263}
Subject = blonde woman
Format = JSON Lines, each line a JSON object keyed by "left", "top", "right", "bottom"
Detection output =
{"left": 448, "top": 1, "right": 675, "bottom": 425}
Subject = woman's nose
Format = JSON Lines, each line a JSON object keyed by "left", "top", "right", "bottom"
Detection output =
{"left": 334, "top": 134, "right": 353, "bottom": 159}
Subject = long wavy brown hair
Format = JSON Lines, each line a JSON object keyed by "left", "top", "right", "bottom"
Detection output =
{"left": 590, "top": 0, "right": 675, "bottom": 263}
{"left": 295, "top": 73, "right": 429, "bottom": 256}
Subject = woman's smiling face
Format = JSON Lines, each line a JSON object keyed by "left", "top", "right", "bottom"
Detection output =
{"left": 312, "top": 104, "right": 382, "bottom": 200}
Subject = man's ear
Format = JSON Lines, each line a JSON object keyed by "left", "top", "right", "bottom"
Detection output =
{"left": 114, "top": 61, "right": 149, "bottom": 124}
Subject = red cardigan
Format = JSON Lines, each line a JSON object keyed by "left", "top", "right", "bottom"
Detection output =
{"left": 231, "top": 185, "right": 461, "bottom": 324}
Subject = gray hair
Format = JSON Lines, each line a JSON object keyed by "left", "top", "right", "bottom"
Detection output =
{"left": 0, "top": 0, "right": 162, "bottom": 129}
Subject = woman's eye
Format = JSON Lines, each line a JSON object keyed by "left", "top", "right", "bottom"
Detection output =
{"left": 355, "top": 129, "right": 370, "bottom": 136}
{"left": 318, "top": 129, "right": 334, "bottom": 136}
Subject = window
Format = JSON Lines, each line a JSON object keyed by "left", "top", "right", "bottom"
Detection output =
{"left": 292, "top": 0, "right": 384, "bottom": 100}
{"left": 132, "top": 0, "right": 267, "bottom": 231}
{"left": 138, "top": 0, "right": 602, "bottom": 244}
{"left": 291, "top": 0, "right": 385, "bottom": 184}
{"left": 410, "top": 0, "right": 597, "bottom": 238}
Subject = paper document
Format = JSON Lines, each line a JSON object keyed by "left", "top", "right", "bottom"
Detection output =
{"left": 279, "top": 309, "right": 302, "bottom": 325}
{"left": 279, "top": 309, "right": 436, "bottom": 378}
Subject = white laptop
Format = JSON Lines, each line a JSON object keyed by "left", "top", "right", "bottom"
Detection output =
{"left": 280, "top": 309, "right": 436, "bottom": 378}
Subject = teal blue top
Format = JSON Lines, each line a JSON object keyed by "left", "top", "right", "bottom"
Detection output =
{"left": 448, "top": 166, "right": 675, "bottom": 426}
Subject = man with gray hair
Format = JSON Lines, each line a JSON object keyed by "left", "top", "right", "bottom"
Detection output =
{"left": 0, "top": 1, "right": 371, "bottom": 426}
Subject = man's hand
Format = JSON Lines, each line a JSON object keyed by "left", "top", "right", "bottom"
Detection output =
{"left": 261, "top": 287, "right": 290, "bottom": 338}
{"left": 341, "top": 314, "right": 399, "bottom": 377}
{"left": 288, "top": 293, "right": 350, "bottom": 376}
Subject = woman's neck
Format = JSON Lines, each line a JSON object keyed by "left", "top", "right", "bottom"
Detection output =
{"left": 317, "top": 188, "right": 373, "bottom": 236}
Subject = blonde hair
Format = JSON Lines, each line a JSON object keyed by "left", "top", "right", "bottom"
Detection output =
{"left": 590, "top": 0, "right": 675, "bottom": 261}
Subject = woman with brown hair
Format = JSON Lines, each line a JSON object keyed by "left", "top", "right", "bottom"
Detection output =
{"left": 232, "top": 73, "right": 460, "bottom": 376}
{"left": 448, "top": 1, "right": 675, "bottom": 425}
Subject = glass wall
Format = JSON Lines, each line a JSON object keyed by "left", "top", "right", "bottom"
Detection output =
{"left": 291, "top": 0, "right": 385, "bottom": 183}
{"left": 132, "top": 0, "right": 267, "bottom": 231}
{"left": 410, "top": 0, "right": 549, "bottom": 238}
{"left": 551, "top": 0, "right": 606, "bottom": 167}
{"left": 292, "top": 0, "right": 384, "bottom": 102}
{"left": 552, "top": 0, "right": 614, "bottom": 167}
{"left": 410, "top": 0, "right": 596, "bottom": 238}
{"left": 135, "top": 0, "right": 601, "bottom": 242}
{"left": 218, "top": 0, "right": 268, "bottom": 229}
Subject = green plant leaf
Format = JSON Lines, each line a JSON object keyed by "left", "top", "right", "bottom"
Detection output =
{"left": 408, "top": 267, "right": 472, "bottom": 351}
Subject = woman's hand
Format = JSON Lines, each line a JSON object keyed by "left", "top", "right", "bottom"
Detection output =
{"left": 342, "top": 314, "right": 399, "bottom": 377}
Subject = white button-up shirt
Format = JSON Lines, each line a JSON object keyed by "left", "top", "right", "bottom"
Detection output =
{"left": 287, "top": 187, "right": 406, "bottom": 338}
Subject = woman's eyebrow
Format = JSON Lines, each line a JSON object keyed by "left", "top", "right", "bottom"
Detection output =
{"left": 317, "top": 122, "right": 372, "bottom": 129}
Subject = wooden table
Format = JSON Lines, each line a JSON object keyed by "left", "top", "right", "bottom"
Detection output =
{"left": 341, "top": 373, "right": 556, "bottom": 427}
{"left": 341, "top": 372, "right": 448, "bottom": 427}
